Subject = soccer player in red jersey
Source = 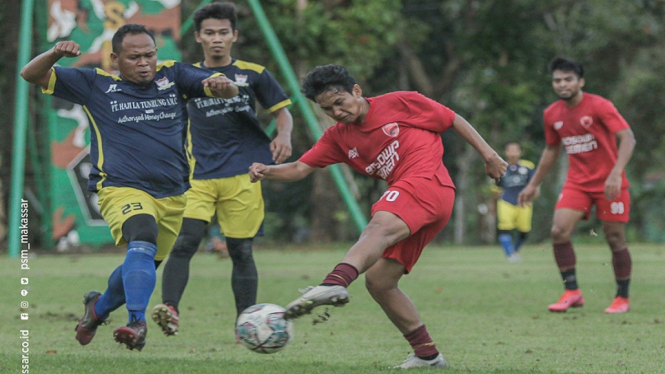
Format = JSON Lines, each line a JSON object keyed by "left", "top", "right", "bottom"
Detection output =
{"left": 518, "top": 57, "right": 636, "bottom": 314}
{"left": 249, "top": 64, "right": 507, "bottom": 368}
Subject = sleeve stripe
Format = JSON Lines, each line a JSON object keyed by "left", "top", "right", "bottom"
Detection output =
{"left": 41, "top": 67, "right": 57, "bottom": 94}
{"left": 267, "top": 99, "right": 292, "bottom": 113}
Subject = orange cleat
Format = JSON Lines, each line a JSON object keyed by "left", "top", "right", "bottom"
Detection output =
{"left": 548, "top": 289, "right": 584, "bottom": 312}
{"left": 604, "top": 296, "right": 630, "bottom": 313}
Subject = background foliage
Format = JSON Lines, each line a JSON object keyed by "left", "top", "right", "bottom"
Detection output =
{"left": 3, "top": 0, "right": 665, "bottom": 248}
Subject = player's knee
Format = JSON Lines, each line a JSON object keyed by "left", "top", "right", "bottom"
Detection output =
{"left": 227, "top": 238, "right": 254, "bottom": 263}
{"left": 171, "top": 219, "right": 207, "bottom": 257}
{"left": 364, "top": 274, "right": 396, "bottom": 300}
{"left": 122, "top": 214, "right": 158, "bottom": 244}
{"left": 550, "top": 225, "right": 570, "bottom": 242}
{"left": 604, "top": 231, "right": 625, "bottom": 251}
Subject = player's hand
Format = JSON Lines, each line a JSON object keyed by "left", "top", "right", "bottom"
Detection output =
{"left": 484, "top": 153, "right": 508, "bottom": 182}
{"left": 518, "top": 184, "right": 538, "bottom": 207}
{"left": 604, "top": 172, "right": 622, "bottom": 200}
{"left": 53, "top": 41, "right": 81, "bottom": 58}
{"left": 270, "top": 133, "right": 292, "bottom": 164}
{"left": 249, "top": 162, "right": 269, "bottom": 183}
{"left": 202, "top": 76, "right": 237, "bottom": 98}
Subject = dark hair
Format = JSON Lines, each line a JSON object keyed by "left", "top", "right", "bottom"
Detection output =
{"left": 548, "top": 57, "right": 584, "bottom": 78}
{"left": 194, "top": 2, "right": 237, "bottom": 32}
{"left": 301, "top": 65, "right": 357, "bottom": 101}
{"left": 112, "top": 24, "right": 155, "bottom": 54}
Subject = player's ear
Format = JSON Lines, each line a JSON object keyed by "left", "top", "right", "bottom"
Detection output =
{"left": 195, "top": 31, "right": 202, "bottom": 43}
{"left": 579, "top": 77, "right": 585, "bottom": 88}
{"left": 110, "top": 52, "right": 118, "bottom": 68}
{"left": 352, "top": 84, "right": 362, "bottom": 98}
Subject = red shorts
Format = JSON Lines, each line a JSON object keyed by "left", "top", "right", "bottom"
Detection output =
{"left": 555, "top": 186, "right": 630, "bottom": 222}
{"left": 371, "top": 176, "right": 455, "bottom": 273}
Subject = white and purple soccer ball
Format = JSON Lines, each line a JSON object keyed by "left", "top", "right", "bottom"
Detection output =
{"left": 235, "top": 303, "right": 294, "bottom": 354}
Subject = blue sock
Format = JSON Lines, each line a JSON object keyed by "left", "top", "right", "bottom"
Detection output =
{"left": 122, "top": 241, "right": 157, "bottom": 323}
{"left": 94, "top": 265, "right": 126, "bottom": 320}
{"left": 498, "top": 234, "right": 514, "bottom": 257}
{"left": 514, "top": 236, "right": 525, "bottom": 253}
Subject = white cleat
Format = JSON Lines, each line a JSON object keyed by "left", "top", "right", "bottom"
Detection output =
{"left": 284, "top": 285, "right": 349, "bottom": 319}
{"left": 395, "top": 353, "right": 448, "bottom": 369}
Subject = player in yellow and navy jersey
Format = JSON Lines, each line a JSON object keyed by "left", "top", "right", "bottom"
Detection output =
{"left": 20, "top": 24, "right": 238, "bottom": 351}
{"left": 152, "top": 2, "right": 293, "bottom": 337}
{"left": 494, "top": 142, "right": 535, "bottom": 262}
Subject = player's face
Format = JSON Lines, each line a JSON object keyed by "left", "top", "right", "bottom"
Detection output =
{"left": 195, "top": 18, "right": 238, "bottom": 64}
{"left": 551, "top": 70, "right": 585, "bottom": 101}
{"left": 315, "top": 85, "right": 366, "bottom": 124}
{"left": 504, "top": 143, "right": 521, "bottom": 164}
{"left": 111, "top": 33, "right": 158, "bottom": 86}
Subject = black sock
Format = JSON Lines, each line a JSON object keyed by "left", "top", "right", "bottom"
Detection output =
{"left": 418, "top": 353, "right": 440, "bottom": 361}
{"left": 561, "top": 269, "right": 578, "bottom": 290}
{"left": 161, "top": 219, "right": 206, "bottom": 311}
{"left": 616, "top": 279, "right": 630, "bottom": 298}
{"left": 227, "top": 238, "right": 258, "bottom": 316}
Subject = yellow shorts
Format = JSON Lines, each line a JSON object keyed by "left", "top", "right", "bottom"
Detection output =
{"left": 497, "top": 199, "right": 533, "bottom": 233}
{"left": 97, "top": 187, "right": 187, "bottom": 261}
{"left": 184, "top": 174, "right": 264, "bottom": 238}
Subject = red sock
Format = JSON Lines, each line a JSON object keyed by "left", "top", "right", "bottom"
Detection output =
{"left": 321, "top": 263, "right": 359, "bottom": 287}
{"left": 612, "top": 247, "right": 631, "bottom": 279}
{"left": 404, "top": 325, "right": 439, "bottom": 358}
{"left": 553, "top": 241, "right": 576, "bottom": 269}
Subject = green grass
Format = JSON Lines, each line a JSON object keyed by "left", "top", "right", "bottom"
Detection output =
{"left": 2, "top": 243, "right": 664, "bottom": 373}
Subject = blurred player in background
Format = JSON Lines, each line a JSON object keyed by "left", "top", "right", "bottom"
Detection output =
{"left": 519, "top": 57, "right": 636, "bottom": 314}
{"left": 20, "top": 24, "right": 238, "bottom": 351}
{"left": 493, "top": 141, "right": 535, "bottom": 262}
{"left": 152, "top": 1, "right": 293, "bottom": 336}
{"left": 250, "top": 64, "right": 507, "bottom": 369}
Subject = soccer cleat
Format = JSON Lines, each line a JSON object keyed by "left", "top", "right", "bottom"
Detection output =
{"left": 548, "top": 289, "right": 585, "bottom": 312}
{"left": 284, "top": 285, "right": 349, "bottom": 319}
{"left": 151, "top": 304, "right": 179, "bottom": 336}
{"left": 394, "top": 353, "right": 448, "bottom": 369}
{"left": 604, "top": 296, "right": 630, "bottom": 313}
{"left": 74, "top": 291, "right": 106, "bottom": 345}
{"left": 508, "top": 253, "right": 523, "bottom": 263}
{"left": 114, "top": 320, "right": 147, "bottom": 351}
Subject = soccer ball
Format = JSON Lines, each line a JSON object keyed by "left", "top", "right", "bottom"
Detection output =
{"left": 235, "top": 303, "right": 294, "bottom": 354}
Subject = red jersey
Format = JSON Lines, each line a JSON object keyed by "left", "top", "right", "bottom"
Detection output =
{"left": 299, "top": 91, "right": 456, "bottom": 188}
{"left": 543, "top": 93, "right": 630, "bottom": 192}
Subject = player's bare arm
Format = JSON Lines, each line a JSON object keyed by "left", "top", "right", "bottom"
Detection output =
{"left": 202, "top": 75, "right": 239, "bottom": 98}
{"left": 518, "top": 144, "right": 560, "bottom": 206}
{"left": 20, "top": 41, "right": 82, "bottom": 88}
{"left": 249, "top": 161, "right": 314, "bottom": 183}
{"left": 270, "top": 107, "right": 294, "bottom": 164}
{"left": 450, "top": 114, "right": 508, "bottom": 181}
{"left": 605, "top": 128, "right": 636, "bottom": 200}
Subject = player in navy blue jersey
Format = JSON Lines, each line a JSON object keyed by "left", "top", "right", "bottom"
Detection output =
{"left": 20, "top": 24, "right": 238, "bottom": 351}
{"left": 494, "top": 142, "right": 536, "bottom": 261}
{"left": 152, "top": 2, "right": 293, "bottom": 337}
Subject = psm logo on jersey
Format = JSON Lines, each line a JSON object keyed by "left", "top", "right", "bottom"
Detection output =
{"left": 382, "top": 122, "right": 399, "bottom": 138}
{"left": 105, "top": 84, "right": 121, "bottom": 93}
{"left": 554, "top": 121, "right": 563, "bottom": 130}
{"left": 156, "top": 77, "right": 175, "bottom": 90}
{"left": 580, "top": 116, "right": 593, "bottom": 129}
{"left": 235, "top": 74, "right": 248, "bottom": 84}
{"left": 348, "top": 147, "right": 359, "bottom": 159}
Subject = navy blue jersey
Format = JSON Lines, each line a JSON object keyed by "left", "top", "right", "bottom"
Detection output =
{"left": 187, "top": 59, "right": 291, "bottom": 179}
{"left": 45, "top": 61, "right": 220, "bottom": 198}
{"left": 496, "top": 160, "right": 535, "bottom": 205}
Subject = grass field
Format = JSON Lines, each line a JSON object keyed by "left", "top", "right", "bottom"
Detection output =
{"left": 2, "top": 243, "right": 664, "bottom": 373}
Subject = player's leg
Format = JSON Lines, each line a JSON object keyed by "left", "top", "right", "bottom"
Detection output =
{"left": 514, "top": 205, "right": 533, "bottom": 253}
{"left": 284, "top": 210, "right": 410, "bottom": 319}
{"left": 548, "top": 205, "right": 586, "bottom": 312}
{"left": 596, "top": 189, "right": 631, "bottom": 313}
{"left": 216, "top": 175, "right": 264, "bottom": 316}
{"left": 160, "top": 218, "right": 208, "bottom": 312}
{"left": 153, "top": 180, "right": 215, "bottom": 335}
{"left": 365, "top": 258, "right": 447, "bottom": 369}
{"left": 496, "top": 200, "right": 516, "bottom": 259}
